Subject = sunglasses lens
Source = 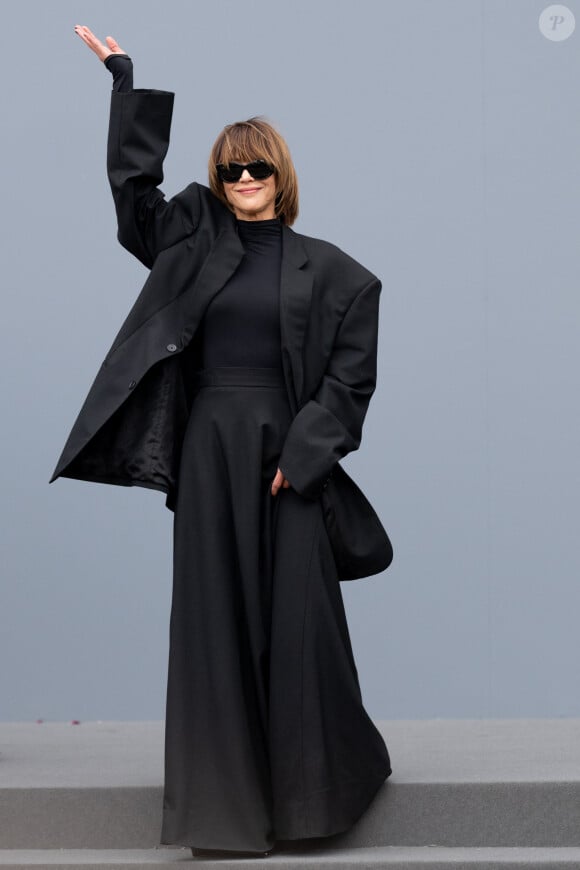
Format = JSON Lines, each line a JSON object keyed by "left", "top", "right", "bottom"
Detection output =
{"left": 247, "top": 161, "right": 274, "bottom": 179}
{"left": 217, "top": 164, "right": 241, "bottom": 183}
{"left": 217, "top": 161, "right": 274, "bottom": 183}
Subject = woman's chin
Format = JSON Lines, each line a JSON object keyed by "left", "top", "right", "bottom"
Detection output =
{"left": 238, "top": 201, "right": 263, "bottom": 214}
{"left": 236, "top": 206, "right": 274, "bottom": 220}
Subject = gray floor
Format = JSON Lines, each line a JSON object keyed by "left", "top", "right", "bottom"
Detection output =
{"left": 2, "top": 720, "right": 580, "bottom": 867}
{"left": 1, "top": 719, "right": 579, "bottom": 787}
{"left": 2, "top": 846, "right": 580, "bottom": 867}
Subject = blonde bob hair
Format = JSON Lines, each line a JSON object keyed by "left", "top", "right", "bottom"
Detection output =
{"left": 208, "top": 116, "right": 299, "bottom": 226}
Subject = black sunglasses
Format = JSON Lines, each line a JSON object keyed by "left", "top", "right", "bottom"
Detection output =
{"left": 216, "top": 160, "right": 275, "bottom": 183}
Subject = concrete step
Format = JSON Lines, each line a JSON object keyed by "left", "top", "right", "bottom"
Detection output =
{"left": 1, "top": 720, "right": 579, "bottom": 851}
{"left": 2, "top": 846, "right": 580, "bottom": 869}
{"left": 3, "top": 781, "right": 580, "bottom": 851}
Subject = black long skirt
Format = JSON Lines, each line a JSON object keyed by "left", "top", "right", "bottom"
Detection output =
{"left": 159, "top": 366, "right": 391, "bottom": 852}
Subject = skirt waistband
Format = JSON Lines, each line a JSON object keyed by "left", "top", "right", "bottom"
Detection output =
{"left": 192, "top": 366, "right": 286, "bottom": 389}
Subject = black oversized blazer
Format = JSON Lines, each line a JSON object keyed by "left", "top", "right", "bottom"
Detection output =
{"left": 49, "top": 88, "right": 384, "bottom": 517}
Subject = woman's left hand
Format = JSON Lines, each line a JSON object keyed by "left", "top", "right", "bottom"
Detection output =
{"left": 271, "top": 467, "right": 291, "bottom": 495}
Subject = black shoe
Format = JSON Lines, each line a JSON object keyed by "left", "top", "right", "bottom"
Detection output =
{"left": 191, "top": 845, "right": 275, "bottom": 858}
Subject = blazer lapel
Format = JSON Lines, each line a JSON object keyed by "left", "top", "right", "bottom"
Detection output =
{"left": 280, "top": 225, "right": 312, "bottom": 410}
{"left": 181, "top": 224, "right": 245, "bottom": 345}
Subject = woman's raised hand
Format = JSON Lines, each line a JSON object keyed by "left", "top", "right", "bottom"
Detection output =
{"left": 73, "top": 25, "right": 127, "bottom": 63}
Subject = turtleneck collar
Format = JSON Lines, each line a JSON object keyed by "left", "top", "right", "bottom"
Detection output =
{"left": 235, "top": 216, "right": 282, "bottom": 259}
{"left": 236, "top": 217, "right": 281, "bottom": 231}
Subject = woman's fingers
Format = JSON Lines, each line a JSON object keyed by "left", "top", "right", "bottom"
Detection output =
{"left": 73, "top": 25, "right": 104, "bottom": 57}
{"left": 73, "top": 25, "right": 126, "bottom": 62}
{"left": 271, "top": 468, "right": 283, "bottom": 496}
{"left": 73, "top": 24, "right": 107, "bottom": 60}
{"left": 105, "top": 35, "right": 126, "bottom": 54}
{"left": 271, "top": 468, "right": 291, "bottom": 496}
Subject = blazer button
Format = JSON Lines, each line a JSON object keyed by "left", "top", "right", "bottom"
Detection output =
{"left": 166, "top": 343, "right": 178, "bottom": 352}
{"left": 128, "top": 380, "right": 137, "bottom": 390}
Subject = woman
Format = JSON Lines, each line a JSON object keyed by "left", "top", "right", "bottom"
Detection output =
{"left": 59, "top": 25, "right": 392, "bottom": 860}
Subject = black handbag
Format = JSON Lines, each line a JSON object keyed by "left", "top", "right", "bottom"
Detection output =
{"left": 320, "top": 462, "right": 394, "bottom": 581}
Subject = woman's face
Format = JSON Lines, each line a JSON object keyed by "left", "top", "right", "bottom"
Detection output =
{"left": 222, "top": 164, "right": 278, "bottom": 221}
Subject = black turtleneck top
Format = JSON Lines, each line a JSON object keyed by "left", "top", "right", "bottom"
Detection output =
{"left": 198, "top": 218, "right": 283, "bottom": 368}
{"left": 105, "top": 53, "right": 284, "bottom": 370}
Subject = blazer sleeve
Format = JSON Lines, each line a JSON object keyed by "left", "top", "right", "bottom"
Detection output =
{"left": 278, "top": 276, "right": 382, "bottom": 500}
{"left": 106, "top": 88, "right": 195, "bottom": 268}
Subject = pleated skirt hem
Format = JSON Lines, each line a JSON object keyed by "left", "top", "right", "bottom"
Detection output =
{"left": 273, "top": 768, "right": 392, "bottom": 841}
{"left": 159, "top": 768, "right": 391, "bottom": 849}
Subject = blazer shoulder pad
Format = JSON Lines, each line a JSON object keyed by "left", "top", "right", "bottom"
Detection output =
{"left": 196, "top": 182, "right": 235, "bottom": 224}
{"left": 167, "top": 182, "right": 234, "bottom": 234}
{"left": 296, "top": 231, "right": 380, "bottom": 295}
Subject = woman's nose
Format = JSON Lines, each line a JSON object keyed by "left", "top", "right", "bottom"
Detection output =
{"left": 239, "top": 168, "right": 254, "bottom": 182}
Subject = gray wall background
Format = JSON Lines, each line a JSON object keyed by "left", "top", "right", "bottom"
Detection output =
{"left": 1, "top": 0, "right": 578, "bottom": 722}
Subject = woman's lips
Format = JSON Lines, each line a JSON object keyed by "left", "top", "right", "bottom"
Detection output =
{"left": 237, "top": 188, "right": 261, "bottom": 195}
